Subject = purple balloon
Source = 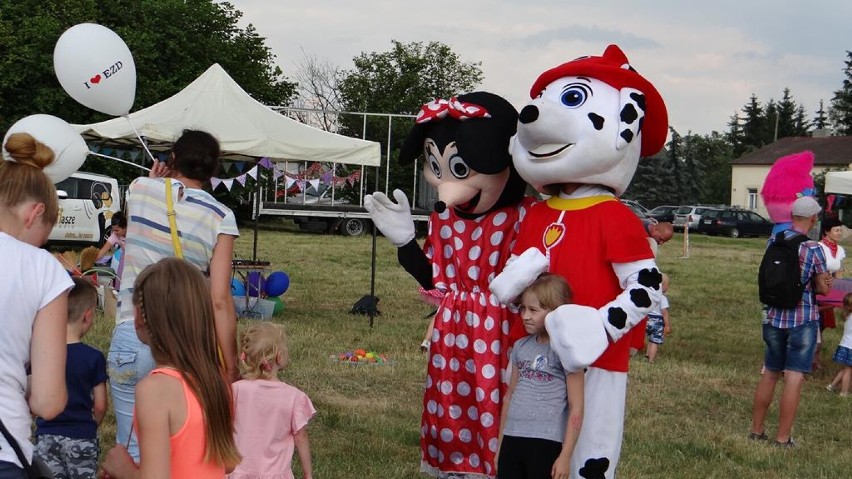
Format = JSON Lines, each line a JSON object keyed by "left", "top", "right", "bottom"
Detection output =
{"left": 246, "top": 272, "right": 265, "bottom": 297}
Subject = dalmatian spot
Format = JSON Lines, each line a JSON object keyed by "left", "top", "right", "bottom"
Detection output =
{"left": 620, "top": 103, "right": 639, "bottom": 124}
{"left": 638, "top": 268, "right": 663, "bottom": 290}
{"left": 620, "top": 129, "right": 634, "bottom": 144}
{"left": 630, "top": 92, "right": 647, "bottom": 111}
{"left": 607, "top": 307, "right": 627, "bottom": 329}
{"left": 588, "top": 113, "right": 605, "bottom": 130}
{"left": 629, "top": 288, "right": 651, "bottom": 308}
{"left": 578, "top": 457, "right": 610, "bottom": 479}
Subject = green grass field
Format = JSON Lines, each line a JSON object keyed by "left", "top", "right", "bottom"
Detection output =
{"left": 84, "top": 226, "right": 852, "bottom": 478}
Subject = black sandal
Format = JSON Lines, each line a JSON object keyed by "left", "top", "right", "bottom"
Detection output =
{"left": 748, "top": 431, "right": 768, "bottom": 441}
{"left": 774, "top": 438, "right": 796, "bottom": 448}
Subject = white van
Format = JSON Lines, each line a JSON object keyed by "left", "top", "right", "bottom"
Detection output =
{"left": 51, "top": 172, "right": 121, "bottom": 246}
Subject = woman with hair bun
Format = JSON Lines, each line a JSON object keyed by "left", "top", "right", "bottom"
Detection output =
{"left": 0, "top": 133, "right": 73, "bottom": 478}
{"left": 108, "top": 129, "right": 240, "bottom": 461}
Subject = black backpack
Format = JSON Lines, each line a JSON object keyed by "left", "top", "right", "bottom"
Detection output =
{"left": 758, "top": 232, "right": 810, "bottom": 308}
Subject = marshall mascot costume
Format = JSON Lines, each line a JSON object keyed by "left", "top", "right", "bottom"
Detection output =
{"left": 490, "top": 45, "right": 669, "bottom": 479}
{"left": 365, "top": 92, "right": 530, "bottom": 478}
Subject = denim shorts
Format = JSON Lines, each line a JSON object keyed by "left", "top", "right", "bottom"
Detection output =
{"left": 763, "top": 320, "right": 818, "bottom": 374}
{"left": 834, "top": 346, "right": 852, "bottom": 367}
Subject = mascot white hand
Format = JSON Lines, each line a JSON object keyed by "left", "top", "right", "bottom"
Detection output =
{"left": 489, "top": 247, "right": 550, "bottom": 304}
{"left": 544, "top": 259, "right": 662, "bottom": 372}
{"left": 364, "top": 189, "right": 415, "bottom": 247}
{"left": 545, "top": 305, "right": 608, "bottom": 373}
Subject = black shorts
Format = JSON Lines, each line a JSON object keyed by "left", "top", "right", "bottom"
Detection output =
{"left": 497, "top": 435, "right": 563, "bottom": 479}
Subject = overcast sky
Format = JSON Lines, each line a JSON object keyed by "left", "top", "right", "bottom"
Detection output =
{"left": 228, "top": 0, "right": 851, "bottom": 136}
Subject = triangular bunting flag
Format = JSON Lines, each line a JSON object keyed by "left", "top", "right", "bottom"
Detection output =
{"left": 236, "top": 174, "right": 247, "bottom": 187}
{"left": 221, "top": 162, "right": 232, "bottom": 174}
{"left": 309, "top": 179, "right": 320, "bottom": 192}
{"left": 234, "top": 161, "right": 246, "bottom": 173}
{"left": 211, "top": 178, "right": 222, "bottom": 190}
{"left": 273, "top": 169, "right": 285, "bottom": 180}
{"left": 259, "top": 157, "right": 273, "bottom": 169}
{"left": 247, "top": 166, "right": 259, "bottom": 180}
{"left": 223, "top": 179, "right": 234, "bottom": 191}
{"left": 285, "top": 176, "right": 296, "bottom": 189}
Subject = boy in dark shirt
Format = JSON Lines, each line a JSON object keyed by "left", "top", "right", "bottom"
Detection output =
{"left": 34, "top": 277, "right": 107, "bottom": 478}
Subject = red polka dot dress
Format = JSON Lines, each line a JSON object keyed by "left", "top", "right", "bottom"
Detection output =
{"left": 420, "top": 199, "right": 531, "bottom": 478}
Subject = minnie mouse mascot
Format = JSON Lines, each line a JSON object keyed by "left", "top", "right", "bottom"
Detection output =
{"left": 366, "top": 92, "right": 529, "bottom": 478}
{"left": 490, "top": 45, "right": 668, "bottom": 479}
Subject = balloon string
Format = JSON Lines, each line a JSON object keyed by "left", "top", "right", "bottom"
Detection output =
{"left": 89, "top": 151, "right": 151, "bottom": 172}
{"left": 124, "top": 115, "right": 157, "bottom": 163}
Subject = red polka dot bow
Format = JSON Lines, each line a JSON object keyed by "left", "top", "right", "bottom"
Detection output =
{"left": 415, "top": 97, "right": 491, "bottom": 124}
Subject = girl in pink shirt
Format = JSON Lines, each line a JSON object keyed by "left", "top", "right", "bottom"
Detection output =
{"left": 229, "top": 322, "right": 315, "bottom": 479}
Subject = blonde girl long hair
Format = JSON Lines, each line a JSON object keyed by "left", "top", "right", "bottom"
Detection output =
{"left": 0, "top": 133, "right": 59, "bottom": 223}
{"left": 239, "top": 322, "right": 289, "bottom": 380}
{"left": 132, "top": 258, "right": 241, "bottom": 468}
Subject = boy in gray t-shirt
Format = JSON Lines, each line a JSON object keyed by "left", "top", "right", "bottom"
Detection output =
{"left": 497, "top": 273, "right": 584, "bottom": 479}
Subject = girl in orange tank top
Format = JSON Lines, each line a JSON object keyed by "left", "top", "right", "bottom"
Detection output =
{"left": 101, "top": 258, "right": 241, "bottom": 478}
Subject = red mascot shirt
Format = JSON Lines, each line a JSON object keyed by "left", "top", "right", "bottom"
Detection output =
{"left": 512, "top": 196, "right": 653, "bottom": 372}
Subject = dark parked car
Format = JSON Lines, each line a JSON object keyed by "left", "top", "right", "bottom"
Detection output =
{"left": 647, "top": 205, "right": 678, "bottom": 223}
{"left": 700, "top": 208, "right": 773, "bottom": 238}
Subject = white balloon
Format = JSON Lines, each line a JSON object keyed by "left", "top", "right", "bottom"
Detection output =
{"left": 2, "top": 114, "right": 90, "bottom": 183}
{"left": 53, "top": 23, "right": 136, "bottom": 116}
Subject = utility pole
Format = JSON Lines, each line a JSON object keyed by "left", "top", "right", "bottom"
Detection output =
{"left": 774, "top": 110, "right": 780, "bottom": 142}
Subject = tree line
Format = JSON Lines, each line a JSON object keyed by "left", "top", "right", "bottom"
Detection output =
{"left": 626, "top": 51, "right": 852, "bottom": 209}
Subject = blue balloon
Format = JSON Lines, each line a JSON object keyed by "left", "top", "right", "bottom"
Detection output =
{"left": 230, "top": 278, "right": 246, "bottom": 297}
{"left": 264, "top": 271, "right": 290, "bottom": 297}
{"left": 246, "top": 271, "right": 265, "bottom": 297}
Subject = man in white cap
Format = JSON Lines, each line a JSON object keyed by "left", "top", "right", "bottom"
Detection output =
{"left": 749, "top": 195, "right": 832, "bottom": 447}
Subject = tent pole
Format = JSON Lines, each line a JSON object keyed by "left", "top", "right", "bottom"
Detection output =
{"left": 252, "top": 172, "right": 260, "bottom": 262}
{"left": 369, "top": 160, "right": 380, "bottom": 328}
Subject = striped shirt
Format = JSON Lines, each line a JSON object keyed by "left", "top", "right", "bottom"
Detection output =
{"left": 765, "top": 229, "right": 827, "bottom": 329}
{"left": 116, "top": 177, "right": 239, "bottom": 324}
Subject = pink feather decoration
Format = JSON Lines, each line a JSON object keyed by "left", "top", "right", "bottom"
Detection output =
{"left": 760, "top": 151, "right": 814, "bottom": 223}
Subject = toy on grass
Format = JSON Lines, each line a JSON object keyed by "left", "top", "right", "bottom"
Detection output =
{"left": 264, "top": 271, "right": 290, "bottom": 296}
{"left": 331, "top": 349, "right": 390, "bottom": 364}
{"left": 246, "top": 271, "right": 265, "bottom": 297}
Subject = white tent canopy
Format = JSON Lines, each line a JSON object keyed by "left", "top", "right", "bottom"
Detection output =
{"left": 825, "top": 170, "right": 852, "bottom": 195}
{"left": 73, "top": 64, "right": 381, "bottom": 166}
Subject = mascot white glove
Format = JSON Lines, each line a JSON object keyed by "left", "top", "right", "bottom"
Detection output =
{"left": 489, "top": 247, "right": 550, "bottom": 304}
{"left": 545, "top": 305, "right": 609, "bottom": 373}
{"left": 364, "top": 189, "right": 416, "bottom": 247}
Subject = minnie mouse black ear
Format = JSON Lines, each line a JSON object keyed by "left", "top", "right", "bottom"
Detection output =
{"left": 91, "top": 192, "right": 103, "bottom": 209}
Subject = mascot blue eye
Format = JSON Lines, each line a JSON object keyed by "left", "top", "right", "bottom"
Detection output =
{"left": 429, "top": 155, "right": 442, "bottom": 178}
{"left": 449, "top": 156, "right": 470, "bottom": 179}
{"left": 560, "top": 84, "right": 591, "bottom": 108}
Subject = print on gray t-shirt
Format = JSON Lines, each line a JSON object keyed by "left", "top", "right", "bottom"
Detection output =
{"left": 503, "top": 335, "right": 568, "bottom": 443}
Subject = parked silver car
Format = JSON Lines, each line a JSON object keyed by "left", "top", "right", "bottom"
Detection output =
{"left": 672, "top": 205, "right": 718, "bottom": 231}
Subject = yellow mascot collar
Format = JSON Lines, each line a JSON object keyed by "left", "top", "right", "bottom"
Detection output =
{"left": 546, "top": 195, "right": 617, "bottom": 211}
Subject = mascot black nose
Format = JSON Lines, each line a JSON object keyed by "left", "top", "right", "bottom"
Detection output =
{"left": 518, "top": 105, "right": 539, "bottom": 124}
{"left": 434, "top": 201, "right": 447, "bottom": 214}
